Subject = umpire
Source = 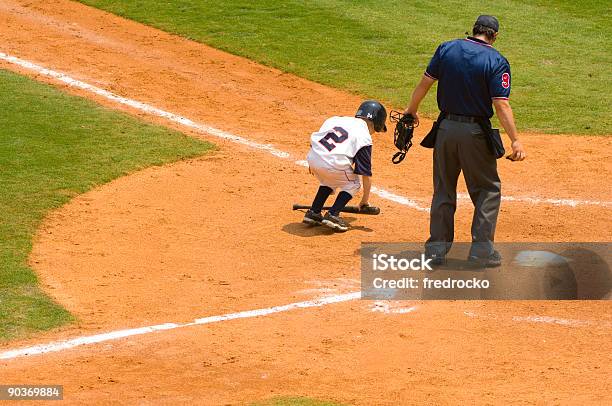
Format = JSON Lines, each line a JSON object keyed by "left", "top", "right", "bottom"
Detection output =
{"left": 404, "top": 15, "right": 526, "bottom": 266}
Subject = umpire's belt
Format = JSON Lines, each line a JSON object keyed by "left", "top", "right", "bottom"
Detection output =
{"left": 442, "top": 113, "right": 480, "bottom": 123}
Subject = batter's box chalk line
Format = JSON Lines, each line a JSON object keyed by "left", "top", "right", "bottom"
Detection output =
{"left": 371, "top": 301, "right": 419, "bottom": 314}
{"left": 464, "top": 310, "right": 612, "bottom": 328}
{"left": 0, "top": 51, "right": 609, "bottom": 211}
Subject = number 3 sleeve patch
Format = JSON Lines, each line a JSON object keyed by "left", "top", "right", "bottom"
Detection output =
{"left": 490, "top": 61, "right": 511, "bottom": 100}
{"left": 501, "top": 72, "right": 510, "bottom": 89}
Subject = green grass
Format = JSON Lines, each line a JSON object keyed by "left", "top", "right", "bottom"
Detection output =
{"left": 0, "top": 69, "right": 213, "bottom": 340}
{"left": 251, "top": 397, "right": 345, "bottom": 406}
{"left": 78, "top": 0, "right": 611, "bottom": 135}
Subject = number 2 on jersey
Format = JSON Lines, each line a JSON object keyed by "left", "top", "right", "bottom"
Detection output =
{"left": 319, "top": 127, "right": 348, "bottom": 152}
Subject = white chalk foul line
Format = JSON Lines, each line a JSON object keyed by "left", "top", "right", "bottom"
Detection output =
{"left": 0, "top": 292, "right": 361, "bottom": 360}
{"left": 0, "top": 51, "right": 609, "bottom": 211}
{"left": 0, "top": 52, "right": 291, "bottom": 158}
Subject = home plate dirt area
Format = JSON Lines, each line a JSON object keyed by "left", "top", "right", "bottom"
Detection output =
{"left": 0, "top": 1, "right": 611, "bottom": 404}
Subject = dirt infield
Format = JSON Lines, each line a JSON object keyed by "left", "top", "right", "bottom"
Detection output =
{"left": 0, "top": 1, "right": 611, "bottom": 404}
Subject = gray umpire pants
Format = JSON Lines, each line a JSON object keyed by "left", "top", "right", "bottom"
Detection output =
{"left": 426, "top": 118, "right": 501, "bottom": 257}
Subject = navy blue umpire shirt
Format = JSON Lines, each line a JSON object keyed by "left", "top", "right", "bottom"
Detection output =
{"left": 425, "top": 37, "right": 511, "bottom": 118}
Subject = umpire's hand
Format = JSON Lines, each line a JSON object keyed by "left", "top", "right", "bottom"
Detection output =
{"left": 508, "top": 140, "right": 527, "bottom": 161}
{"left": 493, "top": 99, "right": 526, "bottom": 161}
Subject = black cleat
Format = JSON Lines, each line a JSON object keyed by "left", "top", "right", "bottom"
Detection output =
{"left": 302, "top": 210, "right": 323, "bottom": 226}
{"left": 322, "top": 212, "right": 349, "bottom": 232}
{"left": 468, "top": 250, "right": 502, "bottom": 268}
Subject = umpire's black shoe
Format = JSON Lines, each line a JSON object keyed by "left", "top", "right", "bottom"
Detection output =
{"left": 302, "top": 210, "right": 323, "bottom": 226}
{"left": 468, "top": 250, "right": 502, "bottom": 268}
{"left": 426, "top": 253, "right": 446, "bottom": 267}
{"left": 322, "top": 212, "right": 349, "bottom": 232}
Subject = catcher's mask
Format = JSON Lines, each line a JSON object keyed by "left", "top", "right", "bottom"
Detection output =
{"left": 355, "top": 100, "right": 387, "bottom": 132}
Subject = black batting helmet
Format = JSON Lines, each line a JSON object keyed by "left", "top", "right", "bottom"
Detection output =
{"left": 355, "top": 100, "right": 387, "bottom": 132}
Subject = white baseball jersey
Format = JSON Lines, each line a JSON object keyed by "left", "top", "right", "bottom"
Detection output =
{"left": 307, "top": 116, "right": 372, "bottom": 172}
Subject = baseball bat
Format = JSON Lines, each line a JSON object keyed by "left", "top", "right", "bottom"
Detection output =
{"left": 292, "top": 204, "right": 379, "bottom": 215}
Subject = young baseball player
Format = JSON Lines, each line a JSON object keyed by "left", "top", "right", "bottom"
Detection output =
{"left": 303, "top": 100, "right": 387, "bottom": 232}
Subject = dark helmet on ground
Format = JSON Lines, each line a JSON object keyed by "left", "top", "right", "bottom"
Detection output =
{"left": 355, "top": 100, "right": 387, "bottom": 132}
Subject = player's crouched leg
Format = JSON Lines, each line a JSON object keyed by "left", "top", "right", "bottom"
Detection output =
{"left": 307, "top": 165, "right": 360, "bottom": 232}
{"left": 303, "top": 185, "right": 333, "bottom": 225}
{"left": 322, "top": 191, "right": 352, "bottom": 232}
{"left": 322, "top": 178, "right": 360, "bottom": 232}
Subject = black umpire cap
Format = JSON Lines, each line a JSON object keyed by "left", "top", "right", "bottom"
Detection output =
{"left": 475, "top": 15, "right": 499, "bottom": 32}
